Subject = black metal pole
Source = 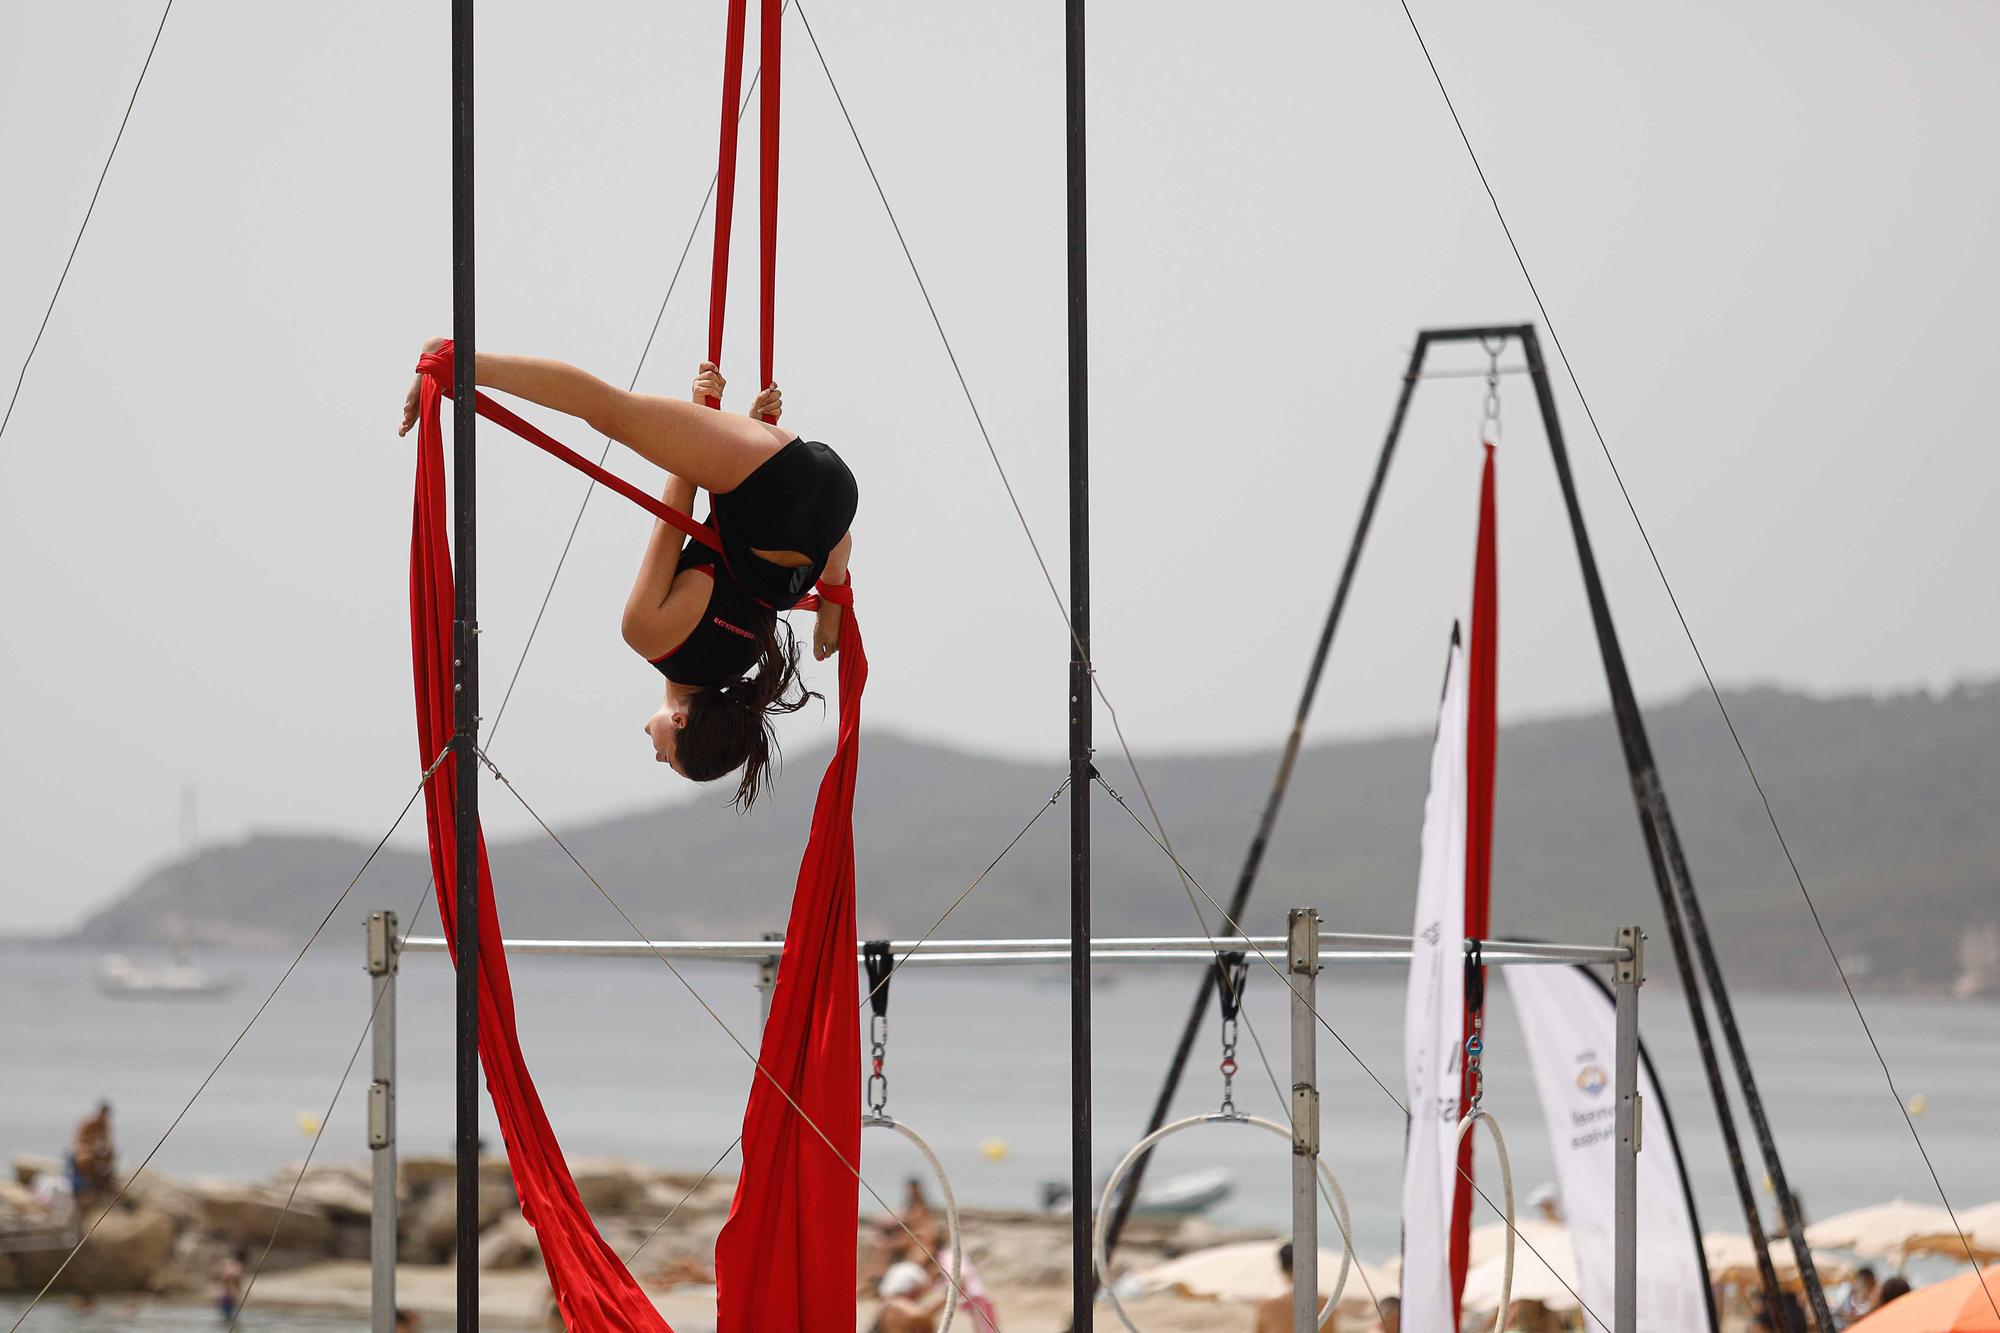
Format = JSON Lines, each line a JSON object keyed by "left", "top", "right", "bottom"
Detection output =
{"left": 1064, "top": 0, "right": 1092, "bottom": 1325}
{"left": 1520, "top": 326, "right": 1830, "bottom": 1331}
{"left": 449, "top": 0, "right": 479, "bottom": 1327}
{"left": 1101, "top": 334, "right": 1436, "bottom": 1266}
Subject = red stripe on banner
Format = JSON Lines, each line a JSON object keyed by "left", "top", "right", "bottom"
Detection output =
{"left": 1451, "top": 441, "right": 1500, "bottom": 1317}
{"left": 409, "top": 375, "right": 674, "bottom": 1332}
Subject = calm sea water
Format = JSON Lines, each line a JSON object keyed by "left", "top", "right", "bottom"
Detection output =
{"left": 3, "top": 938, "right": 1995, "bottom": 1328}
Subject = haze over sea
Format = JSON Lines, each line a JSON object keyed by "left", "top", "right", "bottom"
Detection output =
{"left": 5, "top": 942, "right": 1994, "bottom": 1282}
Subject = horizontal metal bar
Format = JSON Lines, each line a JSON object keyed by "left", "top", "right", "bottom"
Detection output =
{"left": 396, "top": 933, "right": 1631, "bottom": 967}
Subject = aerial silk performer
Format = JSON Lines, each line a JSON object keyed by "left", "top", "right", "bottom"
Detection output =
{"left": 404, "top": 351, "right": 868, "bottom": 1328}
{"left": 1401, "top": 442, "right": 1498, "bottom": 1333}
{"left": 399, "top": 347, "right": 857, "bottom": 809}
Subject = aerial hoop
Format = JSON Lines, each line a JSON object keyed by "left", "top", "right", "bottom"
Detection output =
{"left": 860, "top": 942, "right": 963, "bottom": 1332}
{"left": 1093, "top": 1113, "right": 1352, "bottom": 1332}
{"left": 864, "top": 1113, "right": 963, "bottom": 1333}
{"left": 1453, "top": 1107, "right": 1515, "bottom": 1333}
{"left": 1454, "top": 949, "right": 1515, "bottom": 1333}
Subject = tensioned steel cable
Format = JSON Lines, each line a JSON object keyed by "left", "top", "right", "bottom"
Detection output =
{"left": 1095, "top": 772, "right": 1608, "bottom": 1331}
{"left": 474, "top": 747, "right": 980, "bottom": 1313}
{"left": 0, "top": 0, "right": 176, "bottom": 447}
{"left": 5, "top": 747, "right": 448, "bottom": 1332}
{"left": 484, "top": 6, "right": 791, "bottom": 749}
{"left": 615, "top": 774, "right": 1069, "bottom": 1269}
{"left": 226, "top": 880, "right": 436, "bottom": 1331}
{"left": 1388, "top": 0, "right": 1994, "bottom": 1310}
{"left": 790, "top": 11, "right": 1598, "bottom": 1317}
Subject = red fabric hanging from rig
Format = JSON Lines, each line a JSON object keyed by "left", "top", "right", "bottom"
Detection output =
{"left": 408, "top": 370, "right": 674, "bottom": 1333}
{"left": 1448, "top": 442, "right": 1500, "bottom": 1318}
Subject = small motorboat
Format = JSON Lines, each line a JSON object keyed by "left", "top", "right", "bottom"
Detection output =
{"left": 1041, "top": 1165, "right": 1236, "bottom": 1218}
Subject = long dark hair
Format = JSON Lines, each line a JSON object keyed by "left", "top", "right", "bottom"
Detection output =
{"left": 676, "top": 612, "right": 819, "bottom": 809}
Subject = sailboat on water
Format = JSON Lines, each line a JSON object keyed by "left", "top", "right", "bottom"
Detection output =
{"left": 94, "top": 785, "right": 238, "bottom": 1001}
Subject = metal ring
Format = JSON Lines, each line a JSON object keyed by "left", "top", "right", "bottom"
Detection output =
{"left": 1092, "top": 1113, "right": 1351, "bottom": 1332}
{"left": 865, "top": 1114, "right": 963, "bottom": 1333}
{"left": 1454, "top": 1107, "right": 1515, "bottom": 1333}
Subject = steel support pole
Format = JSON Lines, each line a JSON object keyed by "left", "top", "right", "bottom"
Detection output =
{"left": 756, "top": 931, "right": 781, "bottom": 1033}
{"left": 1288, "top": 909, "right": 1321, "bottom": 1332}
{"left": 1520, "top": 327, "right": 1830, "bottom": 1330}
{"left": 1064, "top": 0, "right": 1093, "bottom": 1325}
{"left": 1613, "top": 926, "right": 1643, "bottom": 1333}
{"left": 367, "top": 911, "right": 399, "bottom": 1333}
{"left": 449, "top": 0, "right": 479, "bottom": 1325}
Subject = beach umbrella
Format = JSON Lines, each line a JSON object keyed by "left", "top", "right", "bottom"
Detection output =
{"left": 1807, "top": 1201, "right": 1961, "bottom": 1262}
{"left": 1847, "top": 1265, "right": 2000, "bottom": 1333}
{"left": 1471, "top": 1218, "right": 1571, "bottom": 1268}
{"left": 1703, "top": 1232, "right": 1853, "bottom": 1288}
{"left": 1906, "top": 1204, "right": 2000, "bottom": 1264}
{"left": 1132, "top": 1239, "right": 1393, "bottom": 1311}
{"left": 1465, "top": 1224, "right": 1582, "bottom": 1313}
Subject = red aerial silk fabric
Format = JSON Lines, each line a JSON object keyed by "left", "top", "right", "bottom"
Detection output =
{"left": 1448, "top": 441, "right": 1499, "bottom": 1319}
{"left": 713, "top": 576, "right": 865, "bottom": 1331}
{"left": 409, "top": 347, "right": 866, "bottom": 1330}
{"left": 408, "top": 371, "right": 674, "bottom": 1333}
{"left": 706, "top": 0, "right": 783, "bottom": 422}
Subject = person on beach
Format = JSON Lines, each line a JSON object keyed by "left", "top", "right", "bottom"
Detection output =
{"left": 213, "top": 1249, "right": 244, "bottom": 1323}
{"left": 1834, "top": 1266, "right": 1879, "bottom": 1326}
{"left": 1254, "top": 1241, "right": 1329, "bottom": 1332}
{"left": 401, "top": 344, "right": 857, "bottom": 810}
{"left": 68, "top": 1100, "right": 115, "bottom": 1202}
{"left": 871, "top": 1223, "right": 1000, "bottom": 1332}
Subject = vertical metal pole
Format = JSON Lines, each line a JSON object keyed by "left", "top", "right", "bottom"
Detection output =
{"left": 449, "top": 0, "right": 479, "bottom": 1326}
{"left": 1613, "top": 927, "right": 1643, "bottom": 1333}
{"left": 1288, "top": 909, "right": 1321, "bottom": 1333}
{"left": 367, "top": 912, "right": 399, "bottom": 1333}
{"left": 1522, "top": 327, "right": 1830, "bottom": 1330}
{"left": 1105, "top": 334, "right": 1437, "bottom": 1264}
{"left": 1064, "top": 0, "right": 1093, "bottom": 1325}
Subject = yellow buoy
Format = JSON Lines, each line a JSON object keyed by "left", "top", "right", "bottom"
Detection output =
{"left": 1906, "top": 1093, "right": 1928, "bottom": 1117}
{"left": 980, "top": 1137, "right": 1008, "bottom": 1162}
{"left": 297, "top": 1110, "right": 323, "bottom": 1138}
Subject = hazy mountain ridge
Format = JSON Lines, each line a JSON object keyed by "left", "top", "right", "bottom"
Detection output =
{"left": 66, "top": 680, "right": 2000, "bottom": 994}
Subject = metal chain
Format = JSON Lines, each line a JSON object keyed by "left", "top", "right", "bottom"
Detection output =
{"left": 867, "top": 1013, "right": 890, "bottom": 1118}
{"left": 1218, "top": 1014, "right": 1240, "bottom": 1116}
{"left": 1465, "top": 1011, "right": 1486, "bottom": 1113}
{"left": 1480, "top": 335, "right": 1504, "bottom": 446}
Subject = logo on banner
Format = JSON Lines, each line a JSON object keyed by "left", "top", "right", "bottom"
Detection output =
{"left": 1575, "top": 1063, "right": 1609, "bottom": 1096}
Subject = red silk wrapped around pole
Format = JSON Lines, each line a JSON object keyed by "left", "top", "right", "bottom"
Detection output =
{"left": 713, "top": 578, "right": 866, "bottom": 1330}
{"left": 411, "top": 377, "right": 674, "bottom": 1333}
{"left": 1449, "top": 442, "right": 1499, "bottom": 1319}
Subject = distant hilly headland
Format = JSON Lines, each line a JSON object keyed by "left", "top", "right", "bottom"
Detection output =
{"left": 60, "top": 681, "right": 2000, "bottom": 997}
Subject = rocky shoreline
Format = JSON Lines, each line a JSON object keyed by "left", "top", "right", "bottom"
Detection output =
{"left": 2, "top": 1153, "right": 1268, "bottom": 1329}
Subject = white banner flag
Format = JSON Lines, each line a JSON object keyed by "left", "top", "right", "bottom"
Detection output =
{"left": 1401, "top": 634, "right": 1469, "bottom": 1333}
{"left": 1505, "top": 964, "right": 1716, "bottom": 1333}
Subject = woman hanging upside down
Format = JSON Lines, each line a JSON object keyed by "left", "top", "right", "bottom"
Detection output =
{"left": 400, "top": 340, "right": 857, "bottom": 809}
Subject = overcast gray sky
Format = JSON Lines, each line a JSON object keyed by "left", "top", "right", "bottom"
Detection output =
{"left": 2, "top": 0, "right": 1996, "bottom": 933}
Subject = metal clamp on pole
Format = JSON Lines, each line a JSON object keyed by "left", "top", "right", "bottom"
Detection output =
{"left": 365, "top": 910, "right": 399, "bottom": 1333}
{"left": 1287, "top": 908, "right": 1322, "bottom": 1332}
{"left": 756, "top": 930, "right": 782, "bottom": 1033}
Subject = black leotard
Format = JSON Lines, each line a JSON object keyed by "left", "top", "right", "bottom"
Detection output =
{"left": 710, "top": 438, "right": 859, "bottom": 610}
{"left": 649, "top": 542, "right": 768, "bottom": 686}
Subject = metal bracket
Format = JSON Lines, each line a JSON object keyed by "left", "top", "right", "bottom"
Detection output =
{"left": 1287, "top": 907, "right": 1321, "bottom": 974}
{"left": 1634, "top": 1091, "right": 1645, "bottom": 1154}
{"left": 1290, "top": 1084, "right": 1320, "bottom": 1157}
{"left": 1616, "top": 924, "right": 1644, "bottom": 986}
{"left": 366, "top": 911, "right": 399, "bottom": 977}
{"left": 368, "top": 1080, "right": 393, "bottom": 1149}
